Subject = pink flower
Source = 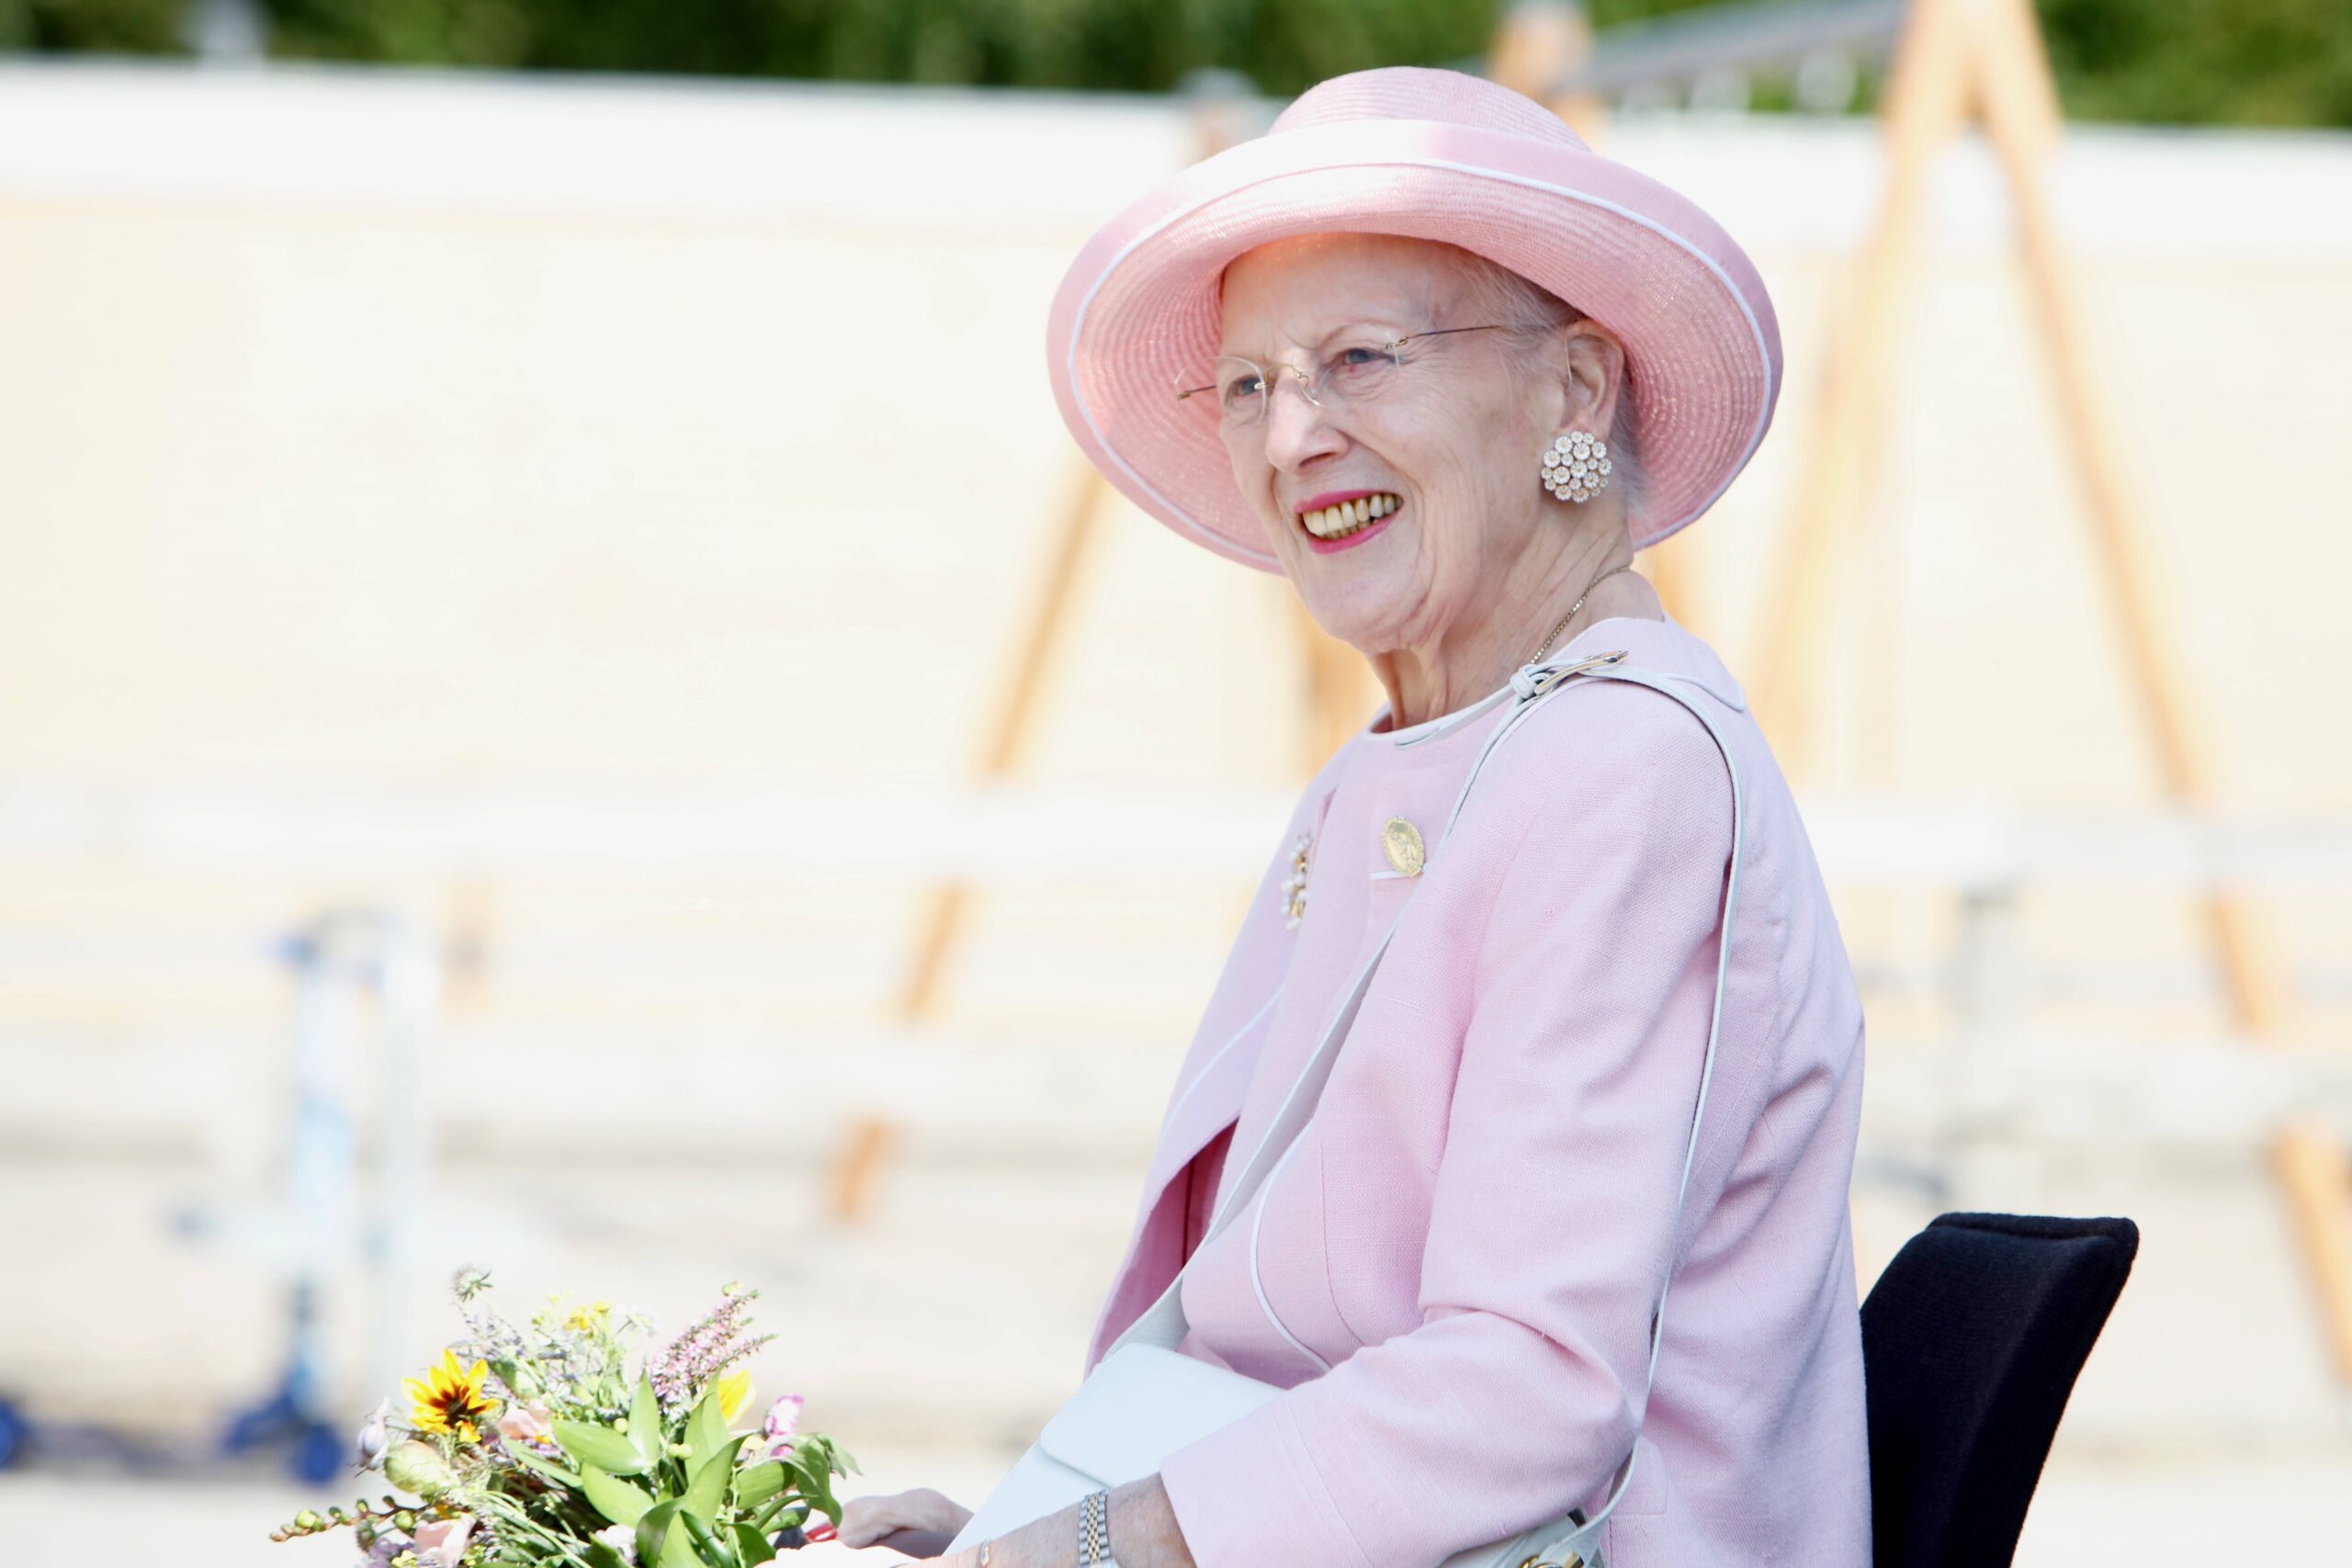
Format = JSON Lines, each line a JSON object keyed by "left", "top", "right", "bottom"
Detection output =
{"left": 413, "top": 1516, "right": 474, "bottom": 1568}
{"left": 494, "top": 1403, "right": 553, "bottom": 1446}
{"left": 752, "top": 1393, "right": 804, "bottom": 1461}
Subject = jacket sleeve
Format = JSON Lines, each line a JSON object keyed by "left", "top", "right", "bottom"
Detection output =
{"left": 1154, "top": 687, "right": 1740, "bottom": 1568}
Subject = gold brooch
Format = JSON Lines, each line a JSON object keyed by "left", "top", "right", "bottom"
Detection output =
{"left": 1381, "top": 816, "right": 1426, "bottom": 876}
{"left": 1279, "top": 832, "right": 1311, "bottom": 928}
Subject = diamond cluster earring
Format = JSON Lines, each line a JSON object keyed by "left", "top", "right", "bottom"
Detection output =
{"left": 1542, "top": 431, "right": 1612, "bottom": 503}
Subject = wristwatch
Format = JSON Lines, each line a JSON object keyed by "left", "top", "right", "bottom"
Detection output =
{"left": 1080, "top": 1488, "right": 1119, "bottom": 1566}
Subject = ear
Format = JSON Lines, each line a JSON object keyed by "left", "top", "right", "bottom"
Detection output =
{"left": 1556, "top": 320, "right": 1629, "bottom": 440}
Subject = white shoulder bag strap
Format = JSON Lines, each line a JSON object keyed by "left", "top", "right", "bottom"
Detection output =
{"left": 1103, "top": 646, "right": 1748, "bottom": 1552}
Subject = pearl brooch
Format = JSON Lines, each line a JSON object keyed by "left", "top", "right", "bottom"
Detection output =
{"left": 1280, "top": 832, "right": 1312, "bottom": 928}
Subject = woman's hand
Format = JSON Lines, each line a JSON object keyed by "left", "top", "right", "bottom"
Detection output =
{"left": 836, "top": 1486, "right": 973, "bottom": 1557}
{"left": 902, "top": 1476, "right": 1196, "bottom": 1568}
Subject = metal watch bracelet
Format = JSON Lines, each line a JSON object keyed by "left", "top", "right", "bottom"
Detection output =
{"left": 1080, "top": 1487, "right": 1118, "bottom": 1566}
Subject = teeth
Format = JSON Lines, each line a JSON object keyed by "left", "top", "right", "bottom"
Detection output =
{"left": 1301, "top": 493, "right": 1400, "bottom": 539}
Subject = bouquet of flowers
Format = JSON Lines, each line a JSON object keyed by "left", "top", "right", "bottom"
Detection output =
{"left": 272, "top": 1273, "right": 858, "bottom": 1567}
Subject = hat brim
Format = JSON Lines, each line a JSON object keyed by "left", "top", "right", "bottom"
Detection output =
{"left": 1047, "top": 118, "right": 1783, "bottom": 570}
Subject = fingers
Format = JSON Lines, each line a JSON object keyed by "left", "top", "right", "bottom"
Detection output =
{"left": 926, "top": 1489, "right": 976, "bottom": 1533}
{"left": 874, "top": 1526, "right": 958, "bottom": 1557}
{"left": 835, "top": 1488, "right": 971, "bottom": 1549}
{"left": 834, "top": 1492, "right": 899, "bottom": 1549}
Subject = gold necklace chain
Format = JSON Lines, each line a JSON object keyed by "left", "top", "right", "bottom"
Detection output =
{"left": 1527, "top": 561, "right": 1635, "bottom": 665}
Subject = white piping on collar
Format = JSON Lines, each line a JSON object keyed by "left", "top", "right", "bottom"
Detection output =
{"left": 1371, "top": 617, "right": 1719, "bottom": 747}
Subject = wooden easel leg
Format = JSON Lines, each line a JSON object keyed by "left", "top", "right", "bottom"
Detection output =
{"left": 898, "top": 884, "right": 973, "bottom": 1028}
{"left": 1749, "top": 0, "right": 1975, "bottom": 772}
{"left": 1973, "top": 0, "right": 2352, "bottom": 1393}
{"left": 899, "top": 89, "right": 1241, "bottom": 1032}
{"left": 898, "top": 466, "right": 1106, "bottom": 1022}
{"left": 1286, "top": 595, "right": 1377, "bottom": 769}
{"left": 1973, "top": 0, "right": 2301, "bottom": 1029}
{"left": 1640, "top": 532, "right": 1701, "bottom": 631}
{"left": 1496, "top": 0, "right": 1608, "bottom": 144}
{"left": 2278, "top": 1122, "right": 2352, "bottom": 1404}
{"left": 1487, "top": 1, "right": 1595, "bottom": 128}
{"left": 826, "top": 1115, "right": 901, "bottom": 1225}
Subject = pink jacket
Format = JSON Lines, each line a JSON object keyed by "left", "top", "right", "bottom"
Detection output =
{"left": 1081, "top": 615, "right": 1871, "bottom": 1568}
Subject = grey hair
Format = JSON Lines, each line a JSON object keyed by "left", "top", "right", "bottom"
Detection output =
{"left": 1431, "top": 245, "right": 1648, "bottom": 518}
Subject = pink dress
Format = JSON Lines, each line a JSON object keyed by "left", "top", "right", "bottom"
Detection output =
{"left": 1082, "top": 615, "right": 1871, "bottom": 1568}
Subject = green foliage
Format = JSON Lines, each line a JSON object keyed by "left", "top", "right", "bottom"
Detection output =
{"left": 6, "top": 0, "right": 2348, "bottom": 127}
{"left": 246, "top": 0, "right": 1505, "bottom": 94}
{"left": 581, "top": 1465, "right": 655, "bottom": 1526}
{"left": 275, "top": 1280, "right": 844, "bottom": 1568}
{"left": 627, "top": 1377, "right": 665, "bottom": 1473}
{"left": 506, "top": 1443, "right": 584, "bottom": 1489}
{"left": 683, "top": 1438, "right": 747, "bottom": 1524}
{"left": 682, "top": 1389, "right": 732, "bottom": 1472}
{"left": 0, "top": 0, "right": 183, "bottom": 52}
{"left": 550, "top": 1370, "right": 820, "bottom": 1566}
{"left": 2039, "top": 0, "right": 2352, "bottom": 128}
{"left": 554, "top": 1418, "right": 648, "bottom": 1477}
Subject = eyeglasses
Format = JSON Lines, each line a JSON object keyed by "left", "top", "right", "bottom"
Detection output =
{"left": 1174, "top": 324, "right": 1510, "bottom": 429}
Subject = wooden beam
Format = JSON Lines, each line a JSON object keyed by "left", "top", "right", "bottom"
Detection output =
{"left": 1286, "top": 595, "right": 1381, "bottom": 769}
{"left": 1748, "top": 0, "right": 1975, "bottom": 773}
{"left": 897, "top": 465, "right": 1106, "bottom": 1022}
{"left": 1969, "top": 0, "right": 2346, "bottom": 1383}
{"left": 895, "top": 82, "right": 1261, "bottom": 1031}
{"left": 2277, "top": 1122, "right": 2352, "bottom": 1394}
{"left": 1971, "top": 0, "right": 2298, "bottom": 1035}
{"left": 825, "top": 1115, "right": 901, "bottom": 1225}
{"left": 1639, "top": 530, "right": 1702, "bottom": 633}
{"left": 1488, "top": 0, "right": 1608, "bottom": 142}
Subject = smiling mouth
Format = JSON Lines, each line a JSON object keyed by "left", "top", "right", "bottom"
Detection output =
{"left": 1298, "top": 492, "right": 1400, "bottom": 541}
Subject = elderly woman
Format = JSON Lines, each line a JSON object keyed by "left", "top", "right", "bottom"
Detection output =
{"left": 841, "top": 67, "right": 1869, "bottom": 1568}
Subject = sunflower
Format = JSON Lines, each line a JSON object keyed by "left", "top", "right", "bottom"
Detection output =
{"left": 406, "top": 1348, "right": 499, "bottom": 1442}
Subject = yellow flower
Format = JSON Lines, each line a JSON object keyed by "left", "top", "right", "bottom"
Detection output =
{"left": 564, "top": 1299, "right": 614, "bottom": 1334}
{"left": 404, "top": 1348, "right": 499, "bottom": 1443}
{"left": 717, "top": 1371, "right": 752, "bottom": 1424}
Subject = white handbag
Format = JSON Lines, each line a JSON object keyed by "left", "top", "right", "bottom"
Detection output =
{"left": 948, "top": 652, "right": 1748, "bottom": 1568}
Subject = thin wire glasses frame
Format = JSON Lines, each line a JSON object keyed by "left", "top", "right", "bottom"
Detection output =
{"left": 1175, "top": 324, "right": 1510, "bottom": 427}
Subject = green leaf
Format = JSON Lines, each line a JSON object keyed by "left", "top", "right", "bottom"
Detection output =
{"left": 684, "top": 1389, "right": 730, "bottom": 1470}
{"left": 507, "top": 1442, "right": 583, "bottom": 1488}
{"left": 794, "top": 1433, "right": 858, "bottom": 1480}
{"left": 733, "top": 1461, "right": 786, "bottom": 1509}
{"left": 637, "top": 1498, "right": 679, "bottom": 1568}
{"left": 770, "top": 1442, "right": 845, "bottom": 1527}
{"left": 556, "top": 1420, "right": 650, "bottom": 1477}
{"left": 682, "top": 1438, "right": 745, "bottom": 1526}
{"left": 630, "top": 1377, "right": 666, "bottom": 1473}
{"left": 658, "top": 1509, "right": 706, "bottom": 1568}
{"left": 732, "top": 1522, "right": 777, "bottom": 1566}
{"left": 680, "top": 1508, "right": 741, "bottom": 1568}
{"left": 583, "top": 1544, "right": 630, "bottom": 1568}
{"left": 581, "top": 1465, "right": 655, "bottom": 1527}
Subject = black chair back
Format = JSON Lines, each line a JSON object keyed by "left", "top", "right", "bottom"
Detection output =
{"left": 1860, "top": 1212, "right": 2139, "bottom": 1568}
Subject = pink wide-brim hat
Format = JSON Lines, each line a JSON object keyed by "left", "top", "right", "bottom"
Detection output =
{"left": 1046, "top": 66, "right": 1784, "bottom": 571}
